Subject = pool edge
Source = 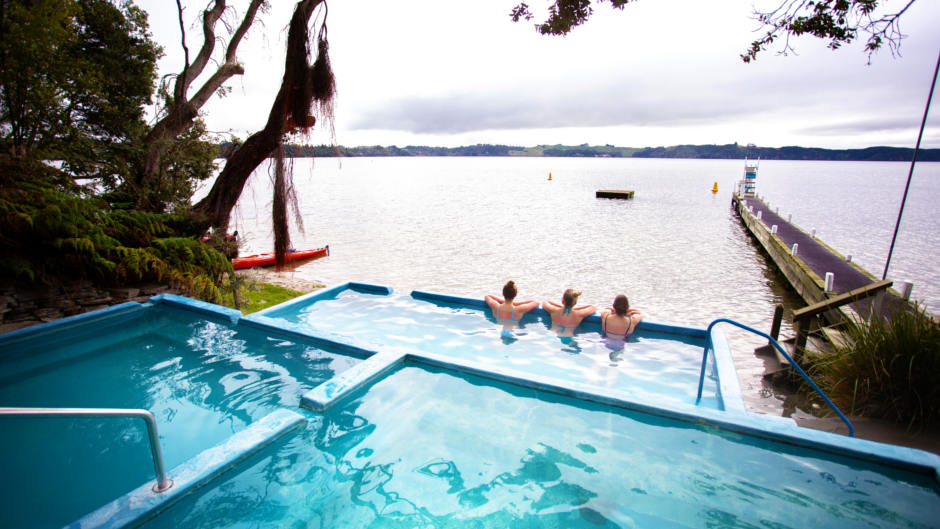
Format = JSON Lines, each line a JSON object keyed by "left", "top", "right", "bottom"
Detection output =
{"left": 66, "top": 409, "right": 307, "bottom": 529}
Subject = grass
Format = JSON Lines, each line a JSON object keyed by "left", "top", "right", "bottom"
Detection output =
{"left": 809, "top": 303, "right": 940, "bottom": 429}
{"left": 221, "top": 278, "right": 307, "bottom": 314}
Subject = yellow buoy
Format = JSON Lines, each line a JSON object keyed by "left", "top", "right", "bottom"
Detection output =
{"left": 548, "top": 172, "right": 552, "bottom": 181}
{"left": 711, "top": 181, "right": 718, "bottom": 193}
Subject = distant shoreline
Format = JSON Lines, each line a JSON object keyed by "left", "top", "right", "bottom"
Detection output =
{"left": 218, "top": 142, "right": 940, "bottom": 162}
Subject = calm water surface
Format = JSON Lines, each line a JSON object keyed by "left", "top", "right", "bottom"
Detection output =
{"left": 222, "top": 157, "right": 940, "bottom": 416}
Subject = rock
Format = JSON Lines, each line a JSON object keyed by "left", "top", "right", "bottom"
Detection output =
{"left": 109, "top": 287, "right": 141, "bottom": 300}
{"left": 35, "top": 308, "right": 63, "bottom": 322}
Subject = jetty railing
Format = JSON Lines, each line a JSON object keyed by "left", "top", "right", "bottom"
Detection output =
{"left": 0, "top": 406, "right": 173, "bottom": 492}
{"left": 698, "top": 318, "right": 854, "bottom": 437}
{"left": 791, "top": 279, "right": 893, "bottom": 353}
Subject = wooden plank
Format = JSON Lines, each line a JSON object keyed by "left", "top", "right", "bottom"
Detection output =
{"left": 793, "top": 279, "right": 893, "bottom": 322}
{"left": 596, "top": 190, "right": 634, "bottom": 199}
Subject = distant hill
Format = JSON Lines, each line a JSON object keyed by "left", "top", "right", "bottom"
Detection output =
{"left": 630, "top": 144, "right": 940, "bottom": 161}
{"left": 217, "top": 142, "right": 940, "bottom": 161}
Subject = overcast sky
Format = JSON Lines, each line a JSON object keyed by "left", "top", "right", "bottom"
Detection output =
{"left": 135, "top": 0, "right": 940, "bottom": 149}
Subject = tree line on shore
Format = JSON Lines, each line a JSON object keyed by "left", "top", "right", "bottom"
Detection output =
{"left": 229, "top": 142, "right": 940, "bottom": 162}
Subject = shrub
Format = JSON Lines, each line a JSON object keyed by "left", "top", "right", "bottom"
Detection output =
{"left": 810, "top": 303, "right": 940, "bottom": 429}
{"left": 0, "top": 156, "right": 231, "bottom": 303}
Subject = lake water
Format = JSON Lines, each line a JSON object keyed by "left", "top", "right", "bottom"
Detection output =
{"left": 221, "top": 157, "right": 940, "bottom": 416}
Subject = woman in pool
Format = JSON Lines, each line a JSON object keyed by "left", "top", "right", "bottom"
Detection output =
{"left": 601, "top": 294, "right": 643, "bottom": 341}
{"left": 485, "top": 281, "right": 538, "bottom": 329}
{"left": 542, "top": 289, "right": 596, "bottom": 337}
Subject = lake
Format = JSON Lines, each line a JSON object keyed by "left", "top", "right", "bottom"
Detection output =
{"left": 219, "top": 156, "right": 939, "bottom": 416}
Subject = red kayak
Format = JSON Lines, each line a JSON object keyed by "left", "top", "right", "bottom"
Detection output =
{"left": 232, "top": 246, "right": 329, "bottom": 270}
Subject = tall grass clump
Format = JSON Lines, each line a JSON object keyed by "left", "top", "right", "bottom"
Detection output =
{"left": 810, "top": 304, "right": 940, "bottom": 429}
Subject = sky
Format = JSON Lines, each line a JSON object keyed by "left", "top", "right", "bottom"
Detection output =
{"left": 135, "top": 0, "right": 940, "bottom": 149}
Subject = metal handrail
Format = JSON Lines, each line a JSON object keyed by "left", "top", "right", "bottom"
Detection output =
{"left": 696, "top": 318, "right": 854, "bottom": 437}
{"left": 0, "top": 407, "right": 173, "bottom": 491}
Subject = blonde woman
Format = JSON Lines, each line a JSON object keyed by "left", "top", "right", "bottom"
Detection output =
{"left": 542, "top": 289, "right": 596, "bottom": 337}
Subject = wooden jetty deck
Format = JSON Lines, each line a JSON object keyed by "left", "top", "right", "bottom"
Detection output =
{"left": 734, "top": 194, "right": 881, "bottom": 303}
{"left": 732, "top": 192, "right": 906, "bottom": 342}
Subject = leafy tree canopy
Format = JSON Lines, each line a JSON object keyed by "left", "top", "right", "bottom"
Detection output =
{"left": 510, "top": 0, "right": 917, "bottom": 62}
{"left": 0, "top": 0, "right": 159, "bottom": 172}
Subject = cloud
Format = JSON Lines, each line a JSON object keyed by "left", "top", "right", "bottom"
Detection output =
{"left": 348, "top": 83, "right": 782, "bottom": 134}
{"left": 796, "top": 115, "right": 940, "bottom": 136}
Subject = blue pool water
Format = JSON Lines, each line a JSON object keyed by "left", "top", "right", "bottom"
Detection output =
{"left": 1, "top": 290, "right": 938, "bottom": 529}
{"left": 0, "top": 303, "right": 362, "bottom": 529}
{"left": 257, "top": 288, "right": 721, "bottom": 408}
{"left": 142, "top": 365, "right": 940, "bottom": 529}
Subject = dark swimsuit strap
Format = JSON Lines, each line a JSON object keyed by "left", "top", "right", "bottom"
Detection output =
{"left": 605, "top": 312, "right": 631, "bottom": 336}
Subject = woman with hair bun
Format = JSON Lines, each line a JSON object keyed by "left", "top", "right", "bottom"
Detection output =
{"left": 485, "top": 280, "right": 538, "bottom": 329}
{"left": 542, "top": 288, "right": 596, "bottom": 337}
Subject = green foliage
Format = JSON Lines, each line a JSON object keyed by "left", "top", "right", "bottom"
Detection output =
{"left": 150, "top": 119, "right": 218, "bottom": 211}
{"left": 0, "top": 157, "right": 231, "bottom": 303}
{"left": 0, "top": 0, "right": 159, "bottom": 175}
{"left": 510, "top": 0, "right": 913, "bottom": 63}
{"left": 810, "top": 304, "right": 940, "bottom": 429}
{"left": 510, "top": 1, "right": 634, "bottom": 36}
{"left": 743, "top": 0, "right": 910, "bottom": 63}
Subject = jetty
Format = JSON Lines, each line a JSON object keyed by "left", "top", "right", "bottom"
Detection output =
{"left": 732, "top": 192, "right": 908, "bottom": 356}
{"left": 596, "top": 190, "right": 634, "bottom": 199}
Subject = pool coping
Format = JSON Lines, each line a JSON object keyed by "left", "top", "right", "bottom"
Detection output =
{"left": 252, "top": 281, "right": 393, "bottom": 319}
{"left": 300, "top": 347, "right": 940, "bottom": 482}
{"left": 65, "top": 408, "right": 307, "bottom": 529}
{"left": 0, "top": 302, "right": 147, "bottom": 349}
{"left": 276, "top": 284, "right": 742, "bottom": 413}
{"left": 4, "top": 282, "right": 939, "bottom": 529}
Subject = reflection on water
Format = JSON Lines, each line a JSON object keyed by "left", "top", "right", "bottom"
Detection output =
{"left": 142, "top": 366, "right": 940, "bottom": 529}
{"left": 0, "top": 308, "right": 362, "bottom": 529}
{"left": 226, "top": 157, "right": 939, "bottom": 416}
{"left": 269, "top": 289, "right": 719, "bottom": 408}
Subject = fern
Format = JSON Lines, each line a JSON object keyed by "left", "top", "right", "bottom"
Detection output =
{"left": 0, "top": 158, "right": 231, "bottom": 303}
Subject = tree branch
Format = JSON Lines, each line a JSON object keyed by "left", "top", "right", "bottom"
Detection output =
{"left": 226, "top": 0, "right": 265, "bottom": 64}
{"left": 175, "top": 0, "right": 226, "bottom": 103}
{"left": 173, "top": 0, "right": 190, "bottom": 103}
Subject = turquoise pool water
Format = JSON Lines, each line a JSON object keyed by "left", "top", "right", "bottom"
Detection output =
{"left": 2, "top": 291, "right": 938, "bottom": 529}
{"left": 258, "top": 289, "right": 720, "bottom": 408}
{"left": 0, "top": 304, "right": 362, "bottom": 529}
{"left": 142, "top": 365, "right": 940, "bottom": 529}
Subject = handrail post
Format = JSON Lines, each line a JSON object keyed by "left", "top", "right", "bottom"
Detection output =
{"left": 0, "top": 407, "right": 173, "bottom": 492}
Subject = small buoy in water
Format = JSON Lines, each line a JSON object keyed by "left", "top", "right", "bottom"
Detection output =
{"left": 548, "top": 171, "right": 552, "bottom": 181}
{"left": 711, "top": 181, "right": 718, "bottom": 193}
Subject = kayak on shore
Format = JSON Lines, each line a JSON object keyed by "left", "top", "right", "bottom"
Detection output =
{"left": 231, "top": 245, "right": 329, "bottom": 270}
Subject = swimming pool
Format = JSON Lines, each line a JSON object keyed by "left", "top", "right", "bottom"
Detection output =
{"left": 1, "top": 284, "right": 938, "bottom": 529}
{"left": 249, "top": 283, "right": 735, "bottom": 411}
{"left": 140, "top": 365, "right": 940, "bottom": 528}
{"left": 0, "top": 295, "right": 363, "bottom": 529}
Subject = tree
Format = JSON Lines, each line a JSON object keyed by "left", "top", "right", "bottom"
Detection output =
{"left": 509, "top": 0, "right": 918, "bottom": 62}
{"left": 741, "top": 0, "right": 917, "bottom": 63}
{"left": 0, "top": 0, "right": 157, "bottom": 171}
{"left": 132, "top": 0, "right": 267, "bottom": 211}
{"left": 192, "top": 0, "right": 334, "bottom": 262}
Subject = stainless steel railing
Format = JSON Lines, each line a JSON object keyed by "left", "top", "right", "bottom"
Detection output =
{"left": 0, "top": 407, "right": 173, "bottom": 492}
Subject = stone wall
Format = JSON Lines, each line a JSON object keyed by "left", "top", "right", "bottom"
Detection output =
{"left": 0, "top": 281, "right": 182, "bottom": 334}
